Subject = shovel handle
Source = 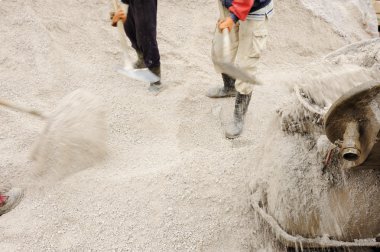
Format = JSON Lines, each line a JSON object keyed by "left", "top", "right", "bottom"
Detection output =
{"left": 222, "top": 28, "right": 231, "bottom": 60}
{"left": 111, "top": 0, "right": 119, "bottom": 10}
{"left": 0, "top": 99, "right": 45, "bottom": 119}
{"left": 216, "top": 0, "right": 231, "bottom": 60}
{"left": 111, "top": 0, "right": 133, "bottom": 69}
{"left": 217, "top": 0, "right": 226, "bottom": 19}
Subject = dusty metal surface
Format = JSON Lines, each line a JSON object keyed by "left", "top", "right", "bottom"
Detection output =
{"left": 325, "top": 80, "right": 380, "bottom": 168}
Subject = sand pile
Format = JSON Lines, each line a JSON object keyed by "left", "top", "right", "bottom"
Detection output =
{"left": 301, "top": 0, "right": 379, "bottom": 38}
{"left": 0, "top": 0, "right": 379, "bottom": 251}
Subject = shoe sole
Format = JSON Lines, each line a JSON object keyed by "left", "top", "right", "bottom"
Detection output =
{"left": 225, "top": 134, "right": 240, "bottom": 139}
{"left": 206, "top": 93, "right": 237, "bottom": 98}
{"left": 148, "top": 85, "right": 164, "bottom": 95}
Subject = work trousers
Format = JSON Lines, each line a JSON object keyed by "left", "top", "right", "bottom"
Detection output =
{"left": 212, "top": 2, "right": 269, "bottom": 95}
{"left": 124, "top": 0, "right": 160, "bottom": 69}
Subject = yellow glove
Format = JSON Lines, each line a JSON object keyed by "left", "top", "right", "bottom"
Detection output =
{"left": 218, "top": 17, "right": 235, "bottom": 32}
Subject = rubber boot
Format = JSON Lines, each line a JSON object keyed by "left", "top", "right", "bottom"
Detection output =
{"left": 0, "top": 188, "right": 23, "bottom": 216}
{"left": 206, "top": 73, "right": 237, "bottom": 98}
{"left": 134, "top": 50, "right": 146, "bottom": 69}
{"left": 148, "top": 66, "right": 162, "bottom": 92}
{"left": 225, "top": 92, "right": 252, "bottom": 139}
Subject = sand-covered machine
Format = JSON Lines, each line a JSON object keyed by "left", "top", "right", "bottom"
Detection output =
{"left": 251, "top": 39, "right": 380, "bottom": 251}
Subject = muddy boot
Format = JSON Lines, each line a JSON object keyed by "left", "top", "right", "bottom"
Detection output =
{"left": 0, "top": 188, "right": 23, "bottom": 216}
{"left": 225, "top": 92, "right": 252, "bottom": 139}
{"left": 148, "top": 66, "right": 162, "bottom": 92}
{"left": 206, "top": 73, "right": 237, "bottom": 98}
{"left": 134, "top": 51, "right": 146, "bottom": 69}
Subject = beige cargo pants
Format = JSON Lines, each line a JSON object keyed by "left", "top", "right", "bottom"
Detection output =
{"left": 212, "top": 3, "right": 268, "bottom": 95}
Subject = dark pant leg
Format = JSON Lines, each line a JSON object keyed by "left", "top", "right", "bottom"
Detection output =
{"left": 128, "top": 0, "right": 160, "bottom": 69}
{"left": 124, "top": 5, "right": 139, "bottom": 52}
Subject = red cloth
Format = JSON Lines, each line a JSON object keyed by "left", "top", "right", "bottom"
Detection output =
{"left": 228, "top": 0, "right": 254, "bottom": 21}
{"left": 0, "top": 194, "right": 7, "bottom": 205}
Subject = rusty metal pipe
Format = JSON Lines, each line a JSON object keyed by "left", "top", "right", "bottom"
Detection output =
{"left": 341, "top": 121, "right": 361, "bottom": 161}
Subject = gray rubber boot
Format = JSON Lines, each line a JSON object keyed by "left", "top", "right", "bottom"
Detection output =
{"left": 148, "top": 66, "right": 162, "bottom": 92}
{"left": 225, "top": 92, "right": 252, "bottom": 139}
{"left": 207, "top": 74, "right": 237, "bottom": 98}
{"left": 0, "top": 188, "right": 23, "bottom": 216}
{"left": 134, "top": 51, "right": 146, "bottom": 69}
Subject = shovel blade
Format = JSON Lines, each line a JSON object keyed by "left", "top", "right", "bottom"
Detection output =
{"left": 116, "top": 67, "right": 160, "bottom": 83}
{"left": 216, "top": 62, "right": 261, "bottom": 85}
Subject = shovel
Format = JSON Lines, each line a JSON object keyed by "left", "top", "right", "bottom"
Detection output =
{"left": 0, "top": 99, "right": 46, "bottom": 119}
{"left": 0, "top": 90, "right": 108, "bottom": 178}
{"left": 111, "top": 0, "right": 159, "bottom": 83}
{"left": 215, "top": 2, "right": 260, "bottom": 85}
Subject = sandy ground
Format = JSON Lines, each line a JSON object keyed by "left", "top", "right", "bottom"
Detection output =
{"left": 0, "top": 0, "right": 378, "bottom": 251}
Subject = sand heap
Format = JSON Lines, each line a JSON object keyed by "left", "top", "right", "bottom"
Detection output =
{"left": 0, "top": 0, "right": 378, "bottom": 251}
{"left": 301, "top": 0, "right": 379, "bottom": 38}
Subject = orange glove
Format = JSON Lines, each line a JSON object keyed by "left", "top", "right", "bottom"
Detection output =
{"left": 111, "top": 9, "right": 127, "bottom": 27}
{"left": 218, "top": 17, "right": 235, "bottom": 32}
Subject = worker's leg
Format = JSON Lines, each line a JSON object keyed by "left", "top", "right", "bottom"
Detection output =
{"left": 208, "top": 1, "right": 239, "bottom": 98}
{"left": 124, "top": 5, "right": 138, "bottom": 51}
{"left": 123, "top": 5, "right": 145, "bottom": 69}
{"left": 225, "top": 18, "right": 268, "bottom": 138}
{"left": 129, "top": 0, "right": 160, "bottom": 70}
{"left": 225, "top": 92, "right": 252, "bottom": 139}
{"left": 234, "top": 18, "right": 268, "bottom": 94}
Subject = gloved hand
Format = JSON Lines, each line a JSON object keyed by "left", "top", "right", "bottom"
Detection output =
{"left": 218, "top": 17, "right": 234, "bottom": 32}
{"left": 111, "top": 9, "right": 127, "bottom": 27}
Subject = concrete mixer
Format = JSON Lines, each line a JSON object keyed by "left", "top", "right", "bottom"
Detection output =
{"left": 251, "top": 39, "right": 380, "bottom": 251}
